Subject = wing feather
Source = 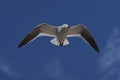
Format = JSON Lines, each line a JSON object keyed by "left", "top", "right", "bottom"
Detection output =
{"left": 18, "top": 23, "right": 57, "bottom": 48}
{"left": 67, "top": 24, "right": 99, "bottom": 52}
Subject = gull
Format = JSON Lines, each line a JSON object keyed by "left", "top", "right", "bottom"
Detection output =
{"left": 18, "top": 23, "right": 99, "bottom": 52}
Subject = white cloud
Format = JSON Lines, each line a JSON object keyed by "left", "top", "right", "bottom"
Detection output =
{"left": 98, "top": 27, "right": 120, "bottom": 80}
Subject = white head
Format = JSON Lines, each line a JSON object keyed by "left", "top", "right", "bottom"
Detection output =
{"left": 58, "top": 24, "right": 69, "bottom": 31}
{"left": 62, "top": 24, "right": 69, "bottom": 28}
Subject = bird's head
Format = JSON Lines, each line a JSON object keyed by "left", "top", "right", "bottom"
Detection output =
{"left": 62, "top": 24, "right": 69, "bottom": 28}
{"left": 58, "top": 24, "right": 69, "bottom": 32}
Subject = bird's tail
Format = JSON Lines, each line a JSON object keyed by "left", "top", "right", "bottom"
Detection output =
{"left": 50, "top": 37, "right": 69, "bottom": 46}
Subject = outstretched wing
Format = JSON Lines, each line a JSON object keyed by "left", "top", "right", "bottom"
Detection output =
{"left": 18, "top": 23, "right": 57, "bottom": 48}
{"left": 67, "top": 24, "right": 99, "bottom": 52}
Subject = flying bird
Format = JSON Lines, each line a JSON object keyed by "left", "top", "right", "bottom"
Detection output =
{"left": 18, "top": 23, "right": 99, "bottom": 52}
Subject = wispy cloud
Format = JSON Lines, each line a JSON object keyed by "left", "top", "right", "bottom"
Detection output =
{"left": 44, "top": 58, "right": 63, "bottom": 79}
{"left": 0, "top": 61, "right": 19, "bottom": 77}
{"left": 0, "top": 52, "right": 20, "bottom": 78}
{"left": 98, "top": 27, "right": 120, "bottom": 80}
{"left": 44, "top": 58, "right": 79, "bottom": 80}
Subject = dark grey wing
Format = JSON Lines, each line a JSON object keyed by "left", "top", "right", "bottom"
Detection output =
{"left": 67, "top": 24, "right": 99, "bottom": 52}
{"left": 18, "top": 23, "right": 57, "bottom": 48}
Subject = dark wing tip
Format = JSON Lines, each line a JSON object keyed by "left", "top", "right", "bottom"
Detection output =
{"left": 88, "top": 36, "right": 100, "bottom": 52}
{"left": 87, "top": 36, "right": 100, "bottom": 53}
{"left": 79, "top": 26, "right": 100, "bottom": 53}
{"left": 94, "top": 44, "right": 100, "bottom": 52}
{"left": 18, "top": 43, "right": 24, "bottom": 48}
{"left": 96, "top": 49, "right": 100, "bottom": 52}
{"left": 18, "top": 45, "right": 21, "bottom": 48}
{"left": 95, "top": 49, "right": 100, "bottom": 52}
{"left": 18, "top": 40, "right": 27, "bottom": 48}
{"left": 95, "top": 45, "right": 100, "bottom": 52}
{"left": 18, "top": 34, "right": 32, "bottom": 48}
{"left": 18, "top": 34, "right": 36, "bottom": 48}
{"left": 18, "top": 26, "right": 41, "bottom": 48}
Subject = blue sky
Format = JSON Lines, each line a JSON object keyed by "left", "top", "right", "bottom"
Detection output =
{"left": 0, "top": 0, "right": 120, "bottom": 80}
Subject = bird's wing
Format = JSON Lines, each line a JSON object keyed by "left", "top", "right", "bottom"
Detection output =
{"left": 18, "top": 23, "right": 57, "bottom": 48}
{"left": 67, "top": 24, "right": 99, "bottom": 52}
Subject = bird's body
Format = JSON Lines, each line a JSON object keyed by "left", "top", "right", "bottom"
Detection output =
{"left": 18, "top": 23, "right": 100, "bottom": 52}
{"left": 56, "top": 25, "right": 69, "bottom": 46}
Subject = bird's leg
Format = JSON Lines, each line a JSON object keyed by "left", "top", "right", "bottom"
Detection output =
{"left": 59, "top": 40, "right": 63, "bottom": 46}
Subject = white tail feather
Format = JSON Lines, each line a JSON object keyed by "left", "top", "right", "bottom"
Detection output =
{"left": 64, "top": 38, "right": 70, "bottom": 46}
{"left": 50, "top": 37, "right": 69, "bottom": 46}
{"left": 50, "top": 38, "right": 59, "bottom": 46}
